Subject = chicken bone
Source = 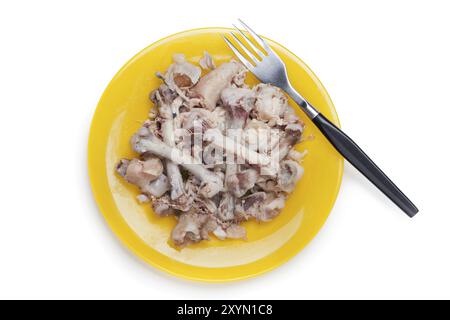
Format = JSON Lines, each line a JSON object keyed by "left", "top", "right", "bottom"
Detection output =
{"left": 199, "top": 51, "right": 216, "bottom": 70}
{"left": 171, "top": 212, "right": 218, "bottom": 246}
{"left": 132, "top": 133, "right": 223, "bottom": 198}
{"left": 164, "top": 54, "right": 201, "bottom": 89}
{"left": 203, "top": 128, "right": 272, "bottom": 167}
{"left": 116, "top": 158, "right": 170, "bottom": 198}
{"left": 193, "top": 60, "right": 244, "bottom": 110}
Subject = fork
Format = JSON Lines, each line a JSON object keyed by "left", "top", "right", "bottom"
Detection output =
{"left": 224, "top": 19, "right": 418, "bottom": 217}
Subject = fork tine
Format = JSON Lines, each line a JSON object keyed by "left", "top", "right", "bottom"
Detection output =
{"left": 223, "top": 36, "right": 254, "bottom": 71}
{"left": 238, "top": 19, "right": 271, "bottom": 52}
{"left": 229, "top": 32, "right": 259, "bottom": 64}
{"left": 232, "top": 24, "right": 265, "bottom": 58}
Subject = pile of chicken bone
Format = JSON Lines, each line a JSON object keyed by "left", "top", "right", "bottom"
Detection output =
{"left": 116, "top": 53, "right": 306, "bottom": 247}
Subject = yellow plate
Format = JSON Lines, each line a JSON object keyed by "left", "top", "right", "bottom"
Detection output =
{"left": 88, "top": 28, "right": 343, "bottom": 282}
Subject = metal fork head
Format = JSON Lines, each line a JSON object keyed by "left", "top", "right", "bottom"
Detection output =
{"left": 223, "top": 19, "right": 290, "bottom": 89}
{"left": 223, "top": 19, "right": 319, "bottom": 119}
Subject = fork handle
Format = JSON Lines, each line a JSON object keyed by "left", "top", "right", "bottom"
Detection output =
{"left": 312, "top": 113, "right": 418, "bottom": 217}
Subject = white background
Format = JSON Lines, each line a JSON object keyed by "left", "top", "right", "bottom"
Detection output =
{"left": 0, "top": 0, "right": 449, "bottom": 300}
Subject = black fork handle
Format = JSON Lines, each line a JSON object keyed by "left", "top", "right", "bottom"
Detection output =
{"left": 312, "top": 113, "right": 419, "bottom": 217}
